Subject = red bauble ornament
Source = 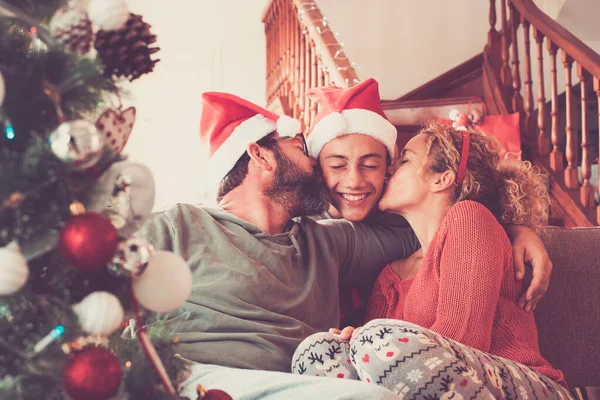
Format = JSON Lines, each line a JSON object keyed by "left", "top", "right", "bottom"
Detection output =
{"left": 59, "top": 212, "right": 119, "bottom": 271}
{"left": 63, "top": 347, "right": 122, "bottom": 400}
{"left": 196, "top": 385, "right": 233, "bottom": 400}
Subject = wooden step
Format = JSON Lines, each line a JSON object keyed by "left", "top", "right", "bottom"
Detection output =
{"left": 382, "top": 96, "right": 485, "bottom": 126}
{"left": 390, "top": 53, "right": 484, "bottom": 102}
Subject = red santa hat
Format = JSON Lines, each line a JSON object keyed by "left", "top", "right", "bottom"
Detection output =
{"left": 200, "top": 92, "right": 301, "bottom": 187}
{"left": 306, "top": 78, "right": 397, "bottom": 159}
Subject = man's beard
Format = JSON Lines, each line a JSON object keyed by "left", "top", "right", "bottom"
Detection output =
{"left": 264, "top": 149, "right": 330, "bottom": 217}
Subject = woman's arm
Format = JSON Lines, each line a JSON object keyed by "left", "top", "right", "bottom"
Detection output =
{"left": 430, "top": 202, "right": 508, "bottom": 352}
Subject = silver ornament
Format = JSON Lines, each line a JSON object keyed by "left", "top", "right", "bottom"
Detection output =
{"left": 84, "top": 162, "right": 155, "bottom": 236}
{"left": 49, "top": 120, "right": 104, "bottom": 170}
{"left": 108, "top": 236, "right": 154, "bottom": 277}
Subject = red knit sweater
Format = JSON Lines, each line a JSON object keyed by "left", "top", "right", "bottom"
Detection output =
{"left": 365, "top": 201, "right": 565, "bottom": 385}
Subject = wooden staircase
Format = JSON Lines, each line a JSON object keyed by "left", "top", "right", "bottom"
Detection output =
{"left": 262, "top": 0, "right": 600, "bottom": 227}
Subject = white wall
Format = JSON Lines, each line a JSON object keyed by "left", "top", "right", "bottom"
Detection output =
{"left": 119, "top": 0, "right": 599, "bottom": 211}
{"left": 122, "top": 0, "right": 269, "bottom": 210}
{"left": 316, "top": 0, "right": 599, "bottom": 100}
{"left": 315, "top": 0, "right": 491, "bottom": 100}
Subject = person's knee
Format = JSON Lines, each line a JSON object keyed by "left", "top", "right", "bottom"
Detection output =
{"left": 352, "top": 319, "right": 441, "bottom": 360}
{"left": 362, "top": 318, "right": 423, "bottom": 332}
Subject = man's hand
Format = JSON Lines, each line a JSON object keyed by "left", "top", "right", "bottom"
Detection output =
{"left": 505, "top": 225, "right": 553, "bottom": 312}
{"left": 329, "top": 326, "right": 360, "bottom": 341}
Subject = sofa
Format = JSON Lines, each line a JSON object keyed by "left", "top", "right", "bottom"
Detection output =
{"left": 534, "top": 226, "right": 600, "bottom": 397}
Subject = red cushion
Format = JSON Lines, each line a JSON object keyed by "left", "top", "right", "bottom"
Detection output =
{"left": 434, "top": 112, "right": 521, "bottom": 159}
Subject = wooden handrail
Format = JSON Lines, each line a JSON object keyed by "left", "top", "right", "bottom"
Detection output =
{"left": 292, "top": 0, "right": 359, "bottom": 87}
{"left": 262, "top": 0, "right": 359, "bottom": 129}
{"left": 262, "top": 0, "right": 359, "bottom": 88}
{"left": 485, "top": 0, "right": 600, "bottom": 226}
{"left": 510, "top": 0, "right": 600, "bottom": 78}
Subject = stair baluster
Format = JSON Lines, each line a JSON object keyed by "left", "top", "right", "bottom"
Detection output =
{"left": 274, "top": 1, "right": 280, "bottom": 99}
{"left": 500, "top": 0, "right": 512, "bottom": 88}
{"left": 303, "top": 36, "right": 311, "bottom": 130}
{"left": 534, "top": 28, "right": 550, "bottom": 155}
{"left": 265, "top": 8, "right": 273, "bottom": 104}
{"left": 548, "top": 40, "right": 564, "bottom": 172}
{"left": 285, "top": 2, "right": 292, "bottom": 112}
{"left": 578, "top": 64, "right": 594, "bottom": 207}
{"left": 288, "top": 2, "right": 294, "bottom": 102}
{"left": 488, "top": 0, "right": 498, "bottom": 49}
{"left": 298, "top": 27, "right": 306, "bottom": 126}
{"left": 509, "top": 4, "right": 524, "bottom": 114}
{"left": 291, "top": 17, "right": 300, "bottom": 118}
{"left": 522, "top": 18, "right": 535, "bottom": 141}
{"left": 562, "top": 51, "right": 579, "bottom": 189}
{"left": 310, "top": 40, "right": 318, "bottom": 123}
{"left": 595, "top": 77, "right": 600, "bottom": 224}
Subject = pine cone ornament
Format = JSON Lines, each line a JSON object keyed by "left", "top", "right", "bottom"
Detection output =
{"left": 50, "top": 6, "right": 94, "bottom": 54}
{"left": 94, "top": 13, "right": 160, "bottom": 81}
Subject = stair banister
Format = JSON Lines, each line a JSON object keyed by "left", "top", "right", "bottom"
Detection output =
{"left": 263, "top": 0, "right": 359, "bottom": 130}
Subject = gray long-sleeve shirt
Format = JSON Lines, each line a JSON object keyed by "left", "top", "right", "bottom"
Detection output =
{"left": 139, "top": 204, "right": 419, "bottom": 372}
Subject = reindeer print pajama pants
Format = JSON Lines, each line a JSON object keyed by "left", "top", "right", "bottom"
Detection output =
{"left": 292, "top": 319, "right": 572, "bottom": 399}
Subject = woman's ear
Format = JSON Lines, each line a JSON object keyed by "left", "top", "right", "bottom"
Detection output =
{"left": 430, "top": 169, "right": 455, "bottom": 193}
{"left": 247, "top": 142, "right": 276, "bottom": 172}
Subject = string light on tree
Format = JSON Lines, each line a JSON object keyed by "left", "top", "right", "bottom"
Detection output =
{"left": 0, "top": 70, "right": 5, "bottom": 107}
{"left": 33, "top": 325, "right": 65, "bottom": 354}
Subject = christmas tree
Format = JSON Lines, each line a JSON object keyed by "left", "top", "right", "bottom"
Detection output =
{"left": 0, "top": 0, "right": 205, "bottom": 398}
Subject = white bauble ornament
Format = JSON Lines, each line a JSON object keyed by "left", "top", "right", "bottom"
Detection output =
{"left": 132, "top": 251, "right": 192, "bottom": 313}
{"left": 0, "top": 71, "right": 5, "bottom": 108}
{"left": 0, "top": 242, "right": 29, "bottom": 295}
{"left": 87, "top": 0, "right": 129, "bottom": 31}
{"left": 73, "top": 291, "right": 124, "bottom": 336}
{"left": 50, "top": 6, "right": 94, "bottom": 54}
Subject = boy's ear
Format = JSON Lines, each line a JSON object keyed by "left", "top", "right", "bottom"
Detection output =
{"left": 430, "top": 169, "right": 455, "bottom": 193}
{"left": 247, "top": 142, "right": 276, "bottom": 172}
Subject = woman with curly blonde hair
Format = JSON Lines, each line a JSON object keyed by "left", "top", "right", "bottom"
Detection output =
{"left": 292, "top": 122, "right": 571, "bottom": 399}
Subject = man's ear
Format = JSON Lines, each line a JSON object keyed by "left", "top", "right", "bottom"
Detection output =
{"left": 430, "top": 169, "right": 455, "bottom": 193}
{"left": 247, "top": 142, "right": 276, "bottom": 172}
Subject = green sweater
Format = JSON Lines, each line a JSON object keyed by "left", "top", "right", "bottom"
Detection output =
{"left": 139, "top": 204, "right": 419, "bottom": 372}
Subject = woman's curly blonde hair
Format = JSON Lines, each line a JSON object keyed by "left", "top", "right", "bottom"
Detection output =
{"left": 419, "top": 122, "right": 550, "bottom": 231}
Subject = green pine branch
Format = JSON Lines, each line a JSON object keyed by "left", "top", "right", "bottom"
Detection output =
{"left": 1, "top": 0, "right": 67, "bottom": 23}
{"left": 1, "top": 4, "right": 190, "bottom": 399}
